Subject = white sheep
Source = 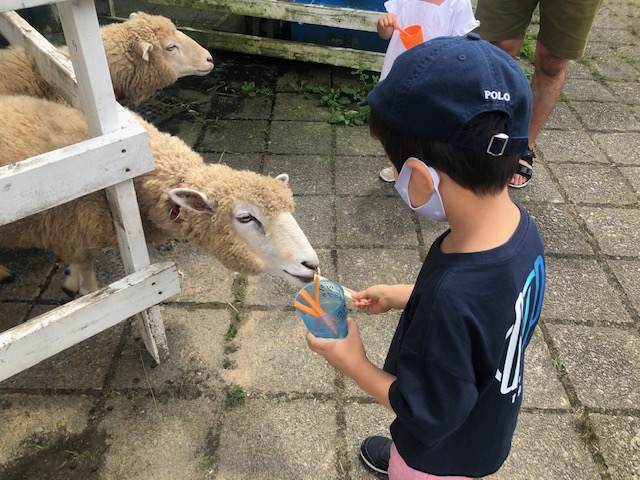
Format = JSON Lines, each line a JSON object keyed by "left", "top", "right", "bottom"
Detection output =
{"left": 0, "top": 12, "right": 214, "bottom": 106}
{"left": 0, "top": 95, "right": 319, "bottom": 295}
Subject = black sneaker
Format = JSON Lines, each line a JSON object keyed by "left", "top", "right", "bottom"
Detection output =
{"left": 359, "top": 436, "right": 392, "bottom": 475}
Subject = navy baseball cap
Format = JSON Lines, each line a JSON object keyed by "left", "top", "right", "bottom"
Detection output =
{"left": 367, "top": 34, "right": 532, "bottom": 156}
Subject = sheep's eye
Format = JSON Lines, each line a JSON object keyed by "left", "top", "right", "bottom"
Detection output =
{"left": 166, "top": 44, "right": 178, "bottom": 51}
{"left": 236, "top": 214, "right": 255, "bottom": 224}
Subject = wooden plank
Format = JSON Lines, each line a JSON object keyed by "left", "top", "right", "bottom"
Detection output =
{"left": 0, "top": 121, "right": 153, "bottom": 226}
{"left": 0, "top": 0, "right": 64, "bottom": 12}
{"left": 147, "top": 0, "right": 379, "bottom": 32}
{"left": 0, "top": 11, "right": 79, "bottom": 107}
{"left": 182, "top": 26, "right": 384, "bottom": 71}
{"left": 58, "top": 0, "right": 170, "bottom": 362}
{"left": 0, "top": 262, "right": 180, "bottom": 382}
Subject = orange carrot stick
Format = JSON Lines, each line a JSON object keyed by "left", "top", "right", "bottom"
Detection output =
{"left": 293, "top": 301, "right": 317, "bottom": 317}
{"left": 313, "top": 272, "right": 320, "bottom": 305}
{"left": 299, "top": 289, "right": 324, "bottom": 316}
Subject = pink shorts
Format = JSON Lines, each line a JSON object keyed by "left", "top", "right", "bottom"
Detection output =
{"left": 389, "top": 444, "right": 471, "bottom": 480}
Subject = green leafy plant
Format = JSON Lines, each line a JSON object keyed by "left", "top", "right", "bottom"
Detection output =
{"left": 299, "top": 68, "right": 379, "bottom": 126}
{"left": 224, "top": 324, "right": 238, "bottom": 342}
{"left": 519, "top": 30, "right": 538, "bottom": 64}
{"left": 239, "top": 80, "right": 272, "bottom": 98}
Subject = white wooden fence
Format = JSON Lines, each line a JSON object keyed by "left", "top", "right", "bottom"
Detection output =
{"left": 0, "top": 0, "right": 180, "bottom": 382}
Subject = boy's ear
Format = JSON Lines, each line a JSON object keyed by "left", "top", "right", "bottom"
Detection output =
{"left": 405, "top": 159, "right": 435, "bottom": 208}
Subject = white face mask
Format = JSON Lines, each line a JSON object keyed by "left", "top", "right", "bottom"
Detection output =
{"left": 394, "top": 158, "right": 447, "bottom": 222}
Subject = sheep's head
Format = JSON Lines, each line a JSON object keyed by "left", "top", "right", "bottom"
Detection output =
{"left": 163, "top": 168, "right": 319, "bottom": 286}
{"left": 127, "top": 12, "right": 213, "bottom": 77}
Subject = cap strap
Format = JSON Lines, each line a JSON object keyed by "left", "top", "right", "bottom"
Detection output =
{"left": 487, "top": 133, "right": 509, "bottom": 156}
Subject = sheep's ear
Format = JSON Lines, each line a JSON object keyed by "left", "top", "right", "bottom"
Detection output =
{"left": 275, "top": 173, "right": 289, "bottom": 186}
{"left": 169, "top": 188, "right": 216, "bottom": 215}
{"left": 136, "top": 40, "right": 154, "bottom": 62}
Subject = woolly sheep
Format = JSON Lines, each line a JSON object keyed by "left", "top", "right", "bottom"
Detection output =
{"left": 0, "top": 12, "right": 213, "bottom": 106}
{"left": 0, "top": 95, "right": 319, "bottom": 295}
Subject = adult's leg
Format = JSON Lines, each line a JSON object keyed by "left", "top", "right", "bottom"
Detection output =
{"left": 510, "top": 42, "right": 569, "bottom": 186}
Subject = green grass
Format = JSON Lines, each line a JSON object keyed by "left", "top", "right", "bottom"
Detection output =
{"left": 552, "top": 357, "right": 566, "bottom": 371}
{"left": 559, "top": 91, "right": 569, "bottom": 103}
{"left": 229, "top": 384, "right": 246, "bottom": 401}
{"left": 519, "top": 30, "right": 538, "bottom": 64}
{"left": 224, "top": 324, "right": 238, "bottom": 342}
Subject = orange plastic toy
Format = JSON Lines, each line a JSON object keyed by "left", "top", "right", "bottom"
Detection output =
{"left": 399, "top": 24, "right": 424, "bottom": 50}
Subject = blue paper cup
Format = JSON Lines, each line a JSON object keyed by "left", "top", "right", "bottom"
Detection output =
{"left": 295, "top": 279, "right": 348, "bottom": 339}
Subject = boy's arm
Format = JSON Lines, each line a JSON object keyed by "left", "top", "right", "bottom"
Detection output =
{"left": 351, "top": 360, "right": 396, "bottom": 410}
{"left": 352, "top": 284, "right": 415, "bottom": 313}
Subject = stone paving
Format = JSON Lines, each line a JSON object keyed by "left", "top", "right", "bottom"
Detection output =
{"left": 1, "top": 1, "right": 640, "bottom": 479}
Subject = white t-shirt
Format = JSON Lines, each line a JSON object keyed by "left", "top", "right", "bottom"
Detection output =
{"left": 380, "top": 0, "right": 480, "bottom": 80}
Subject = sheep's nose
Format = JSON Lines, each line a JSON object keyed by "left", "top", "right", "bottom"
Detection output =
{"left": 301, "top": 260, "right": 318, "bottom": 271}
{"left": 206, "top": 55, "right": 213, "bottom": 64}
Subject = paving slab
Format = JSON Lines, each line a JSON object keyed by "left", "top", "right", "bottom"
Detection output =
{"left": 418, "top": 217, "right": 450, "bottom": 247}
{"left": 510, "top": 163, "right": 563, "bottom": 204}
{"left": 215, "top": 398, "right": 337, "bottom": 480}
{"left": 111, "top": 306, "right": 228, "bottom": 393}
{"left": 593, "top": 60, "right": 640, "bottom": 82}
{"left": 545, "top": 103, "right": 583, "bottom": 130}
{"left": 579, "top": 206, "right": 640, "bottom": 256}
{"left": 337, "top": 249, "right": 422, "bottom": 292}
{"left": 537, "top": 129, "right": 608, "bottom": 164}
{"left": 212, "top": 95, "right": 272, "bottom": 120}
{"left": 566, "top": 61, "right": 594, "bottom": 79}
{"left": 293, "top": 195, "right": 335, "bottom": 248}
{"left": 101, "top": 394, "right": 223, "bottom": 480}
{"left": 608, "top": 80, "right": 640, "bottom": 105}
{"left": 563, "top": 78, "right": 616, "bottom": 102}
{"left": 0, "top": 249, "right": 56, "bottom": 302}
{"left": 276, "top": 68, "right": 331, "bottom": 92}
{"left": 573, "top": 101, "right": 640, "bottom": 131}
{"left": 608, "top": 259, "right": 640, "bottom": 314}
{"left": 548, "top": 324, "right": 640, "bottom": 409}
{"left": 548, "top": 164, "right": 637, "bottom": 205}
{"left": 589, "top": 27, "right": 639, "bottom": 45}
{"left": 490, "top": 412, "right": 599, "bottom": 479}
{"left": 544, "top": 257, "right": 631, "bottom": 325}
{"left": 344, "top": 312, "right": 398, "bottom": 398}
{"left": 593, "top": 132, "right": 640, "bottom": 165}
{"left": 224, "top": 311, "right": 335, "bottom": 394}
{"left": 335, "top": 156, "right": 396, "bottom": 196}
{"left": 336, "top": 126, "right": 385, "bottom": 156}
{"left": 336, "top": 196, "right": 419, "bottom": 248}
{"left": 151, "top": 242, "right": 235, "bottom": 304}
{"left": 158, "top": 113, "right": 203, "bottom": 147}
{"left": 0, "top": 304, "right": 122, "bottom": 391}
{"left": 527, "top": 204, "right": 594, "bottom": 255}
{"left": 273, "top": 93, "right": 330, "bottom": 121}
{"left": 344, "top": 402, "right": 395, "bottom": 480}
{"left": 202, "top": 152, "right": 263, "bottom": 172}
{"left": 522, "top": 330, "right": 571, "bottom": 409}
{"left": 0, "top": 302, "right": 29, "bottom": 331}
{"left": 268, "top": 121, "right": 332, "bottom": 155}
{"left": 244, "top": 249, "right": 334, "bottom": 307}
{"left": 200, "top": 120, "right": 268, "bottom": 153}
{"left": 0, "top": 393, "right": 93, "bottom": 465}
{"left": 590, "top": 414, "right": 640, "bottom": 480}
{"left": 263, "top": 154, "right": 332, "bottom": 195}
{"left": 620, "top": 166, "right": 640, "bottom": 192}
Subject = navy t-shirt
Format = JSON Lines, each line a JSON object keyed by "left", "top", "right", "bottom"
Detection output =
{"left": 384, "top": 204, "right": 545, "bottom": 477}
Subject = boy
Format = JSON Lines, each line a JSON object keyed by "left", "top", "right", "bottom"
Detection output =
{"left": 306, "top": 35, "right": 546, "bottom": 479}
{"left": 376, "top": 0, "right": 479, "bottom": 182}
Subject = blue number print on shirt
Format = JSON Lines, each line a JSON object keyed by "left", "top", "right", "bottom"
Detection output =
{"left": 495, "top": 255, "right": 545, "bottom": 403}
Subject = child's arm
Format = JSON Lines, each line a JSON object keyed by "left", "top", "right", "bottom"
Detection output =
{"left": 306, "top": 319, "right": 396, "bottom": 410}
{"left": 377, "top": 12, "right": 399, "bottom": 40}
{"left": 352, "top": 284, "right": 414, "bottom": 313}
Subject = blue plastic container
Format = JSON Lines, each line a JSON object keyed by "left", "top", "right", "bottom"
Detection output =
{"left": 295, "top": 279, "right": 348, "bottom": 339}
{"left": 290, "top": 0, "right": 388, "bottom": 53}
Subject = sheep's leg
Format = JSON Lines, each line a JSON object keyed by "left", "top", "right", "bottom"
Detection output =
{"left": 0, "top": 264, "right": 15, "bottom": 284}
{"left": 62, "top": 261, "right": 97, "bottom": 297}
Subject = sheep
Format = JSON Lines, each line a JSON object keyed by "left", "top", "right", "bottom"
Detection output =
{"left": 0, "top": 12, "right": 214, "bottom": 106}
{"left": 0, "top": 95, "right": 320, "bottom": 295}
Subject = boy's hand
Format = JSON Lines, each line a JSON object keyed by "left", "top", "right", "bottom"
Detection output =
{"left": 306, "top": 319, "right": 368, "bottom": 379}
{"left": 377, "top": 13, "right": 399, "bottom": 40}
{"left": 352, "top": 285, "right": 394, "bottom": 314}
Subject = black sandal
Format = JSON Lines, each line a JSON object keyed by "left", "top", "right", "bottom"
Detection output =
{"left": 509, "top": 149, "right": 535, "bottom": 189}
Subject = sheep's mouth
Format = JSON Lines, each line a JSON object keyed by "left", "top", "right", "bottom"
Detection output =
{"left": 284, "top": 270, "right": 314, "bottom": 284}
